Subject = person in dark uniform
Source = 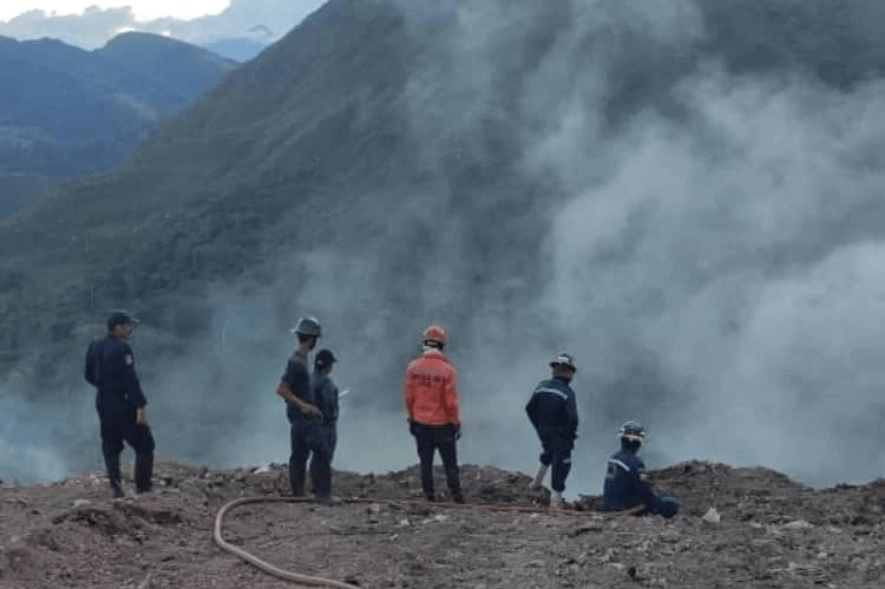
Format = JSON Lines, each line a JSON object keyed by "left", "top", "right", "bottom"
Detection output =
{"left": 307, "top": 348, "right": 339, "bottom": 502}
{"left": 526, "top": 353, "right": 579, "bottom": 508}
{"left": 275, "top": 316, "right": 323, "bottom": 497}
{"left": 84, "top": 310, "right": 155, "bottom": 498}
{"left": 600, "top": 421, "right": 679, "bottom": 518}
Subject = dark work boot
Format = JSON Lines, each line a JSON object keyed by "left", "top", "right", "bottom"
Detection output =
{"left": 134, "top": 453, "right": 153, "bottom": 494}
{"left": 445, "top": 466, "right": 463, "bottom": 504}
{"left": 105, "top": 455, "right": 125, "bottom": 498}
{"left": 419, "top": 463, "right": 435, "bottom": 502}
{"left": 290, "top": 466, "right": 306, "bottom": 497}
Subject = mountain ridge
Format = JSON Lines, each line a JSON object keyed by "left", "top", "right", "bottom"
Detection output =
{"left": 0, "top": 30, "right": 239, "bottom": 211}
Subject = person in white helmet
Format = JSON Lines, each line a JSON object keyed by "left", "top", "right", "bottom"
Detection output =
{"left": 525, "top": 353, "right": 579, "bottom": 508}
{"left": 600, "top": 421, "right": 679, "bottom": 518}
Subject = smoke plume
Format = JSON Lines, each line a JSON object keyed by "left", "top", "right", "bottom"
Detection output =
{"left": 5, "top": 0, "right": 885, "bottom": 499}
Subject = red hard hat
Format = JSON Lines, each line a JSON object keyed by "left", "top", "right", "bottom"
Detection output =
{"left": 422, "top": 324, "right": 447, "bottom": 346}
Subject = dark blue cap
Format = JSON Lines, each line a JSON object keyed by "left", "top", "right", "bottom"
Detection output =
{"left": 315, "top": 348, "right": 337, "bottom": 366}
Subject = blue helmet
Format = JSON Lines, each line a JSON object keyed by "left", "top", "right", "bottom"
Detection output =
{"left": 107, "top": 310, "right": 137, "bottom": 331}
{"left": 618, "top": 421, "right": 646, "bottom": 442}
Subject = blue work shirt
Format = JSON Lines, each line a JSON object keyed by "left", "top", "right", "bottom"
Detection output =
{"left": 601, "top": 446, "right": 656, "bottom": 512}
{"left": 525, "top": 376, "right": 578, "bottom": 439}
{"left": 311, "top": 370, "right": 339, "bottom": 424}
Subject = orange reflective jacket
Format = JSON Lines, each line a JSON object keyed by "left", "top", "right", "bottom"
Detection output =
{"left": 404, "top": 349, "right": 459, "bottom": 426}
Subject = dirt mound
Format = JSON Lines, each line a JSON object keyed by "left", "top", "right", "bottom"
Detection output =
{"left": 1, "top": 460, "right": 883, "bottom": 588}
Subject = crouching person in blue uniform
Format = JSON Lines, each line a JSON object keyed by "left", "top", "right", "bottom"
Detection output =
{"left": 308, "top": 349, "right": 340, "bottom": 503}
{"left": 84, "top": 310, "right": 155, "bottom": 498}
{"left": 601, "top": 421, "right": 679, "bottom": 518}
{"left": 526, "top": 353, "right": 579, "bottom": 508}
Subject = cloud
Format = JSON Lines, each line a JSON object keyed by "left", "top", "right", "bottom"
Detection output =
{"left": 0, "top": 1, "right": 231, "bottom": 23}
{"left": 0, "top": 0, "right": 326, "bottom": 53}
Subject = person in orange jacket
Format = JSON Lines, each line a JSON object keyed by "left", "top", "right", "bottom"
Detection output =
{"left": 404, "top": 324, "right": 464, "bottom": 503}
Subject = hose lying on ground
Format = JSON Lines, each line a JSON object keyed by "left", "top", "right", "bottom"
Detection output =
{"left": 214, "top": 496, "right": 359, "bottom": 589}
{"left": 213, "top": 495, "right": 643, "bottom": 587}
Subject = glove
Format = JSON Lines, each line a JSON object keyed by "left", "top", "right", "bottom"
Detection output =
{"left": 408, "top": 419, "right": 418, "bottom": 437}
{"left": 450, "top": 422, "right": 461, "bottom": 441}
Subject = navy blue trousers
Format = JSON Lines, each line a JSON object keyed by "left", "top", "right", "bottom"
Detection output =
{"left": 290, "top": 420, "right": 337, "bottom": 497}
{"left": 537, "top": 427, "right": 573, "bottom": 493}
{"left": 413, "top": 425, "right": 462, "bottom": 501}
{"left": 99, "top": 410, "right": 155, "bottom": 492}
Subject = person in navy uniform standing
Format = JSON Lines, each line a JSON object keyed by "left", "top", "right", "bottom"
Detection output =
{"left": 525, "top": 353, "right": 579, "bottom": 508}
{"left": 84, "top": 310, "right": 155, "bottom": 498}
{"left": 600, "top": 421, "right": 679, "bottom": 518}
{"left": 307, "top": 348, "right": 340, "bottom": 502}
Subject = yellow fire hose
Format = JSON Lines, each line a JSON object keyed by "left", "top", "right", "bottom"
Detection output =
{"left": 213, "top": 495, "right": 642, "bottom": 586}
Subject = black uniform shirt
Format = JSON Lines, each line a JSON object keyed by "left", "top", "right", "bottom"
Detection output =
{"left": 84, "top": 334, "right": 147, "bottom": 417}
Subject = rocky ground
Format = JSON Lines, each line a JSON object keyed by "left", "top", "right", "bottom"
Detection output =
{"left": 0, "top": 460, "right": 883, "bottom": 588}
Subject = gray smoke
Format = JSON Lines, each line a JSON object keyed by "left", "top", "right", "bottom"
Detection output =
{"left": 332, "top": 0, "right": 885, "bottom": 493}
{"left": 4, "top": 0, "right": 885, "bottom": 499}
{"left": 216, "top": 0, "right": 885, "bottom": 495}
{"left": 0, "top": 384, "right": 94, "bottom": 484}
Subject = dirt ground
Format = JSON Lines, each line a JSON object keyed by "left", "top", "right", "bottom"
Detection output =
{"left": 1, "top": 459, "right": 883, "bottom": 589}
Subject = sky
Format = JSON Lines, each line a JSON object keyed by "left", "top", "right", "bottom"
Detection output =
{"left": 0, "top": 0, "right": 327, "bottom": 54}
{"left": 0, "top": 2, "right": 233, "bottom": 22}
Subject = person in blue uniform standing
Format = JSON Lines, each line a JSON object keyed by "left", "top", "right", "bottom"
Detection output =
{"left": 307, "top": 348, "right": 340, "bottom": 502}
{"left": 600, "top": 421, "right": 679, "bottom": 518}
{"left": 526, "top": 353, "right": 579, "bottom": 508}
{"left": 84, "top": 310, "right": 155, "bottom": 498}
